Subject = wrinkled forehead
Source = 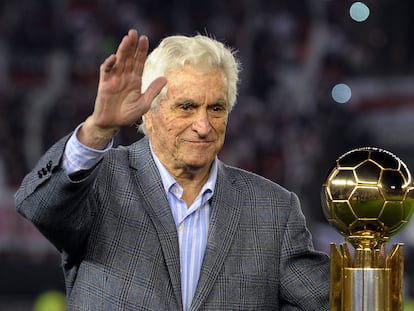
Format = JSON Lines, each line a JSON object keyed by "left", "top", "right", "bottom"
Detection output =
{"left": 164, "top": 65, "right": 228, "bottom": 99}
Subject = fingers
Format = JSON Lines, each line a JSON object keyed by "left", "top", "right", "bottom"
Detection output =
{"left": 100, "top": 54, "right": 117, "bottom": 80}
{"left": 116, "top": 29, "right": 138, "bottom": 70}
{"left": 134, "top": 35, "right": 149, "bottom": 75}
{"left": 141, "top": 76, "right": 167, "bottom": 103}
{"left": 104, "top": 29, "right": 149, "bottom": 77}
{"left": 99, "top": 29, "right": 152, "bottom": 89}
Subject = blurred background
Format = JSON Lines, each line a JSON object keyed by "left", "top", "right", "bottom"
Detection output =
{"left": 2, "top": 0, "right": 414, "bottom": 309}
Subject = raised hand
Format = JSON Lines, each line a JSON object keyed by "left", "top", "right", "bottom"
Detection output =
{"left": 78, "top": 29, "right": 167, "bottom": 149}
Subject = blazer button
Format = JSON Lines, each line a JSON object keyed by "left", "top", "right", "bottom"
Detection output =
{"left": 37, "top": 167, "right": 49, "bottom": 178}
{"left": 46, "top": 160, "right": 53, "bottom": 172}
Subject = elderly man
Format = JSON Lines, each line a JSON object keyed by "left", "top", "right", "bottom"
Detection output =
{"left": 15, "top": 29, "right": 329, "bottom": 310}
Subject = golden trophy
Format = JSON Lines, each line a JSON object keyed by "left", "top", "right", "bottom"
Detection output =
{"left": 321, "top": 147, "right": 414, "bottom": 311}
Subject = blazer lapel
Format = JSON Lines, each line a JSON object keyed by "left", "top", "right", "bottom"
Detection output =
{"left": 129, "top": 138, "right": 183, "bottom": 309}
{"left": 190, "top": 162, "right": 243, "bottom": 310}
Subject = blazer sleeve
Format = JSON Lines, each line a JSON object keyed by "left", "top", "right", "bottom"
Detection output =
{"left": 279, "top": 192, "right": 330, "bottom": 310}
{"left": 14, "top": 135, "right": 98, "bottom": 258}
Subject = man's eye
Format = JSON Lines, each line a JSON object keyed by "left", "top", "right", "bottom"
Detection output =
{"left": 211, "top": 104, "right": 226, "bottom": 113}
{"left": 180, "top": 103, "right": 193, "bottom": 110}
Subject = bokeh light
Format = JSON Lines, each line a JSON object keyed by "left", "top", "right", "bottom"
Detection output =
{"left": 350, "top": 2, "right": 370, "bottom": 22}
{"left": 33, "top": 290, "right": 66, "bottom": 311}
{"left": 331, "top": 83, "right": 352, "bottom": 104}
{"left": 406, "top": 300, "right": 414, "bottom": 311}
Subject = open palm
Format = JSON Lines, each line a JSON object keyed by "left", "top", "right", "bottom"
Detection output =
{"left": 78, "top": 29, "right": 166, "bottom": 149}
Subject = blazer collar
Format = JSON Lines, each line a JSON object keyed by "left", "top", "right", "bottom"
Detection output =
{"left": 190, "top": 161, "right": 243, "bottom": 311}
{"left": 129, "top": 137, "right": 183, "bottom": 309}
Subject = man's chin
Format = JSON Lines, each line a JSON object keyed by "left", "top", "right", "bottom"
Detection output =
{"left": 183, "top": 157, "right": 213, "bottom": 171}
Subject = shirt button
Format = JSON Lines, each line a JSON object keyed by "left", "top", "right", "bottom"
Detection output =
{"left": 179, "top": 224, "right": 184, "bottom": 231}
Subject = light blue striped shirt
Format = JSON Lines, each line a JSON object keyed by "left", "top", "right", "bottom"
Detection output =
{"left": 62, "top": 126, "right": 215, "bottom": 311}
{"left": 151, "top": 146, "right": 215, "bottom": 311}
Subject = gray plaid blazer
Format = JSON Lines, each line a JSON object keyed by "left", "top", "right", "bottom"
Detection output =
{"left": 15, "top": 135, "right": 329, "bottom": 310}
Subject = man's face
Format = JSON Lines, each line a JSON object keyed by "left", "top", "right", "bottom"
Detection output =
{"left": 145, "top": 64, "right": 229, "bottom": 174}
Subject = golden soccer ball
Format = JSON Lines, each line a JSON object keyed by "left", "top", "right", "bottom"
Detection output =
{"left": 321, "top": 147, "right": 414, "bottom": 241}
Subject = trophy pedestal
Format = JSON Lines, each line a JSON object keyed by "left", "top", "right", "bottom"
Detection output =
{"left": 330, "top": 242, "right": 404, "bottom": 311}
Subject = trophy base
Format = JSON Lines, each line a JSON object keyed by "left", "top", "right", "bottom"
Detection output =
{"left": 330, "top": 242, "right": 404, "bottom": 311}
{"left": 344, "top": 267, "right": 389, "bottom": 311}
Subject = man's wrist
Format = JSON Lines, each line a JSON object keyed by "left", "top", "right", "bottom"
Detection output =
{"left": 62, "top": 123, "right": 113, "bottom": 175}
{"left": 77, "top": 117, "right": 119, "bottom": 150}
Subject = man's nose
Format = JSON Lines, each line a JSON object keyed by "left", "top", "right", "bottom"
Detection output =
{"left": 191, "top": 110, "right": 212, "bottom": 136}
